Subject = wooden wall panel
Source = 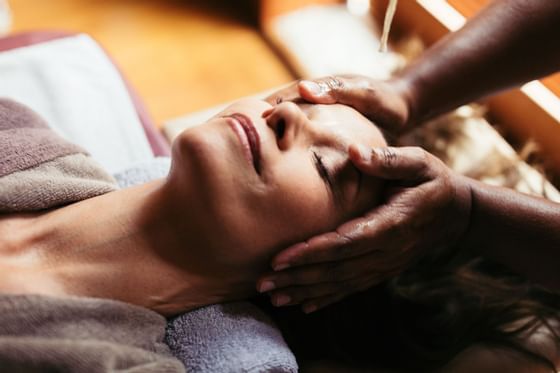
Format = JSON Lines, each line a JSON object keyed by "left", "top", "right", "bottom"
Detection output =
{"left": 374, "top": 0, "right": 560, "bottom": 178}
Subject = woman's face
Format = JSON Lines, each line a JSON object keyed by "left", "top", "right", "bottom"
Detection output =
{"left": 170, "top": 98, "right": 386, "bottom": 269}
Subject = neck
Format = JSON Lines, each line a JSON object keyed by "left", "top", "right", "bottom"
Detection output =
{"left": 0, "top": 180, "right": 253, "bottom": 316}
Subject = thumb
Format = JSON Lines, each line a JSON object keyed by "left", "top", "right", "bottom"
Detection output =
{"left": 298, "top": 80, "right": 337, "bottom": 104}
{"left": 298, "top": 77, "right": 358, "bottom": 105}
{"left": 349, "top": 144, "right": 430, "bottom": 180}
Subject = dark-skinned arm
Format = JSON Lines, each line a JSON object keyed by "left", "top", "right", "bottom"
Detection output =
{"left": 398, "top": 0, "right": 560, "bottom": 125}
{"left": 461, "top": 177, "right": 560, "bottom": 290}
{"left": 266, "top": 0, "right": 560, "bottom": 131}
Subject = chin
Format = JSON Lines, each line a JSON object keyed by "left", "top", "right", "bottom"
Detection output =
{"left": 173, "top": 125, "right": 231, "bottom": 180}
{"left": 173, "top": 126, "right": 217, "bottom": 163}
{"left": 172, "top": 127, "right": 246, "bottom": 219}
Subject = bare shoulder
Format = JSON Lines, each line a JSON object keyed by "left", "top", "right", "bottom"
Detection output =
{"left": 440, "top": 345, "right": 548, "bottom": 372}
{"left": 440, "top": 322, "right": 560, "bottom": 373}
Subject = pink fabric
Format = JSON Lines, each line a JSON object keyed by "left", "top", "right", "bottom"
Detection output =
{"left": 0, "top": 31, "right": 170, "bottom": 157}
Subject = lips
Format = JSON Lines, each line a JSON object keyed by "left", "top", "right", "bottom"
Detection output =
{"left": 224, "top": 113, "right": 261, "bottom": 174}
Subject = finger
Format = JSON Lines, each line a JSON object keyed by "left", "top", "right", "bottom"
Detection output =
{"left": 298, "top": 76, "right": 372, "bottom": 104}
{"left": 298, "top": 76, "right": 368, "bottom": 106}
{"left": 301, "top": 293, "right": 347, "bottom": 313}
{"left": 349, "top": 144, "right": 433, "bottom": 181}
{"left": 300, "top": 274, "right": 380, "bottom": 313}
{"left": 264, "top": 82, "right": 302, "bottom": 105}
{"left": 269, "top": 273, "right": 378, "bottom": 307}
{"left": 271, "top": 224, "right": 377, "bottom": 270}
{"left": 259, "top": 254, "right": 378, "bottom": 292}
{"left": 265, "top": 249, "right": 405, "bottom": 294}
{"left": 271, "top": 203, "right": 406, "bottom": 270}
{"left": 258, "top": 265, "right": 329, "bottom": 292}
{"left": 298, "top": 80, "right": 337, "bottom": 104}
{"left": 272, "top": 212, "right": 384, "bottom": 272}
{"left": 270, "top": 232, "right": 349, "bottom": 270}
{"left": 268, "top": 281, "right": 348, "bottom": 307}
{"left": 266, "top": 76, "right": 369, "bottom": 108}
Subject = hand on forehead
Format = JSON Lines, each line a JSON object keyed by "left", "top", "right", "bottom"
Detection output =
{"left": 218, "top": 98, "right": 387, "bottom": 150}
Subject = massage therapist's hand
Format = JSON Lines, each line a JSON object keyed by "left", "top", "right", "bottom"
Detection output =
{"left": 265, "top": 75, "right": 412, "bottom": 132}
{"left": 257, "top": 145, "right": 472, "bottom": 313}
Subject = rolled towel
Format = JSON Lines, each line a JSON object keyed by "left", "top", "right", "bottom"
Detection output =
{"left": 166, "top": 302, "right": 298, "bottom": 373}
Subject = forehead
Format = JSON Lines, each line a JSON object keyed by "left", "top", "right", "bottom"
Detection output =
{"left": 300, "top": 103, "right": 386, "bottom": 148}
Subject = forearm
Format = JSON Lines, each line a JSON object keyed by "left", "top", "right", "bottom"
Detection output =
{"left": 460, "top": 176, "right": 560, "bottom": 290}
{"left": 394, "top": 0, "right": 560, "bottom": 125}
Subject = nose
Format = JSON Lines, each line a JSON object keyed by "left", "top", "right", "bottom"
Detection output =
{"left": 263, "top": 102, "right": 309, "bottom": 151}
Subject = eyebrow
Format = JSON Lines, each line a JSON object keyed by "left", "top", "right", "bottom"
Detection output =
{"left": 312, "top": 151, "right": 344, "bottom": 208}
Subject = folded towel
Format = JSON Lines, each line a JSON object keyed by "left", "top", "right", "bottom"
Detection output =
{"left": 0, "top": 294, "right": 185, "bottom": 372}
{"left": 166, "top": 302, "right": 298, "bottom": 373}
{"left": 113, "top": 157, "right": 172, "bottom": 189}
{"left": 0, "top": 98, "right": 117, "bottom": 212}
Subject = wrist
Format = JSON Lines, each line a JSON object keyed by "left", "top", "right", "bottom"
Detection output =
{"left": 450, "top": 175, "right": 475, "bottom": 253}
{"left": 388, "top": 75, "right": 419, "bottom": 129}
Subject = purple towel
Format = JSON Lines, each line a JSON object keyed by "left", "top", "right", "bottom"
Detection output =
{"left": 0, "top": 98, "right": 117, "bottom": 212}
{"left": 0, "top": 294, "right": 184, "bottom": 372}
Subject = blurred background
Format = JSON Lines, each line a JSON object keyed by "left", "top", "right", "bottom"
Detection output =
{"left": 5, "top": 0, "right": 292, "bottom": 125}
{"left": 2, "top": 0, "right": 560, "bottom": 179}
{"left": 6, "top": 0, "right": 406, "bottom": 126}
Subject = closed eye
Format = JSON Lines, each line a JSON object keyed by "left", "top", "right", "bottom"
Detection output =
{"left": 313, "top": 151, "right": 336, "bottom": 198}
{"left": 313, "top": 151, "right": 362, "bottom": 208}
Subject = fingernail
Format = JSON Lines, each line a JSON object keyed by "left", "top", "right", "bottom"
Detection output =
{"left": 274, "top": 294, "right": 291, "bottom": 306}
{"left": 273, "top": 263, "right": 290, "bottom": 271}
{"left": 300, "top": 81, "right": 323, "bottom": 96}
{"left": 303, "top": 304, "right": 318, "bottom": 314}
{"left": 258, "top": 281, "right": 276, "bottom": 293}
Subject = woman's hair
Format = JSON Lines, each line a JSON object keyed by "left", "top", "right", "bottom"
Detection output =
{"left": 260, "top": 253, "right": 560, "bottom": 371}
{"left": 385, "top": 254, "right": 560, "bottom": 371}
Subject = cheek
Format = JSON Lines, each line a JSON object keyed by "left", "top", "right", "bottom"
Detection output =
{"left": 249, "top": 163, "right": 337, "bottom": 251}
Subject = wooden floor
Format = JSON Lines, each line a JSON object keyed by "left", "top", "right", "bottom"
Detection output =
{"left": 9, "top": 0, "right": 294, "bottom": 127}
